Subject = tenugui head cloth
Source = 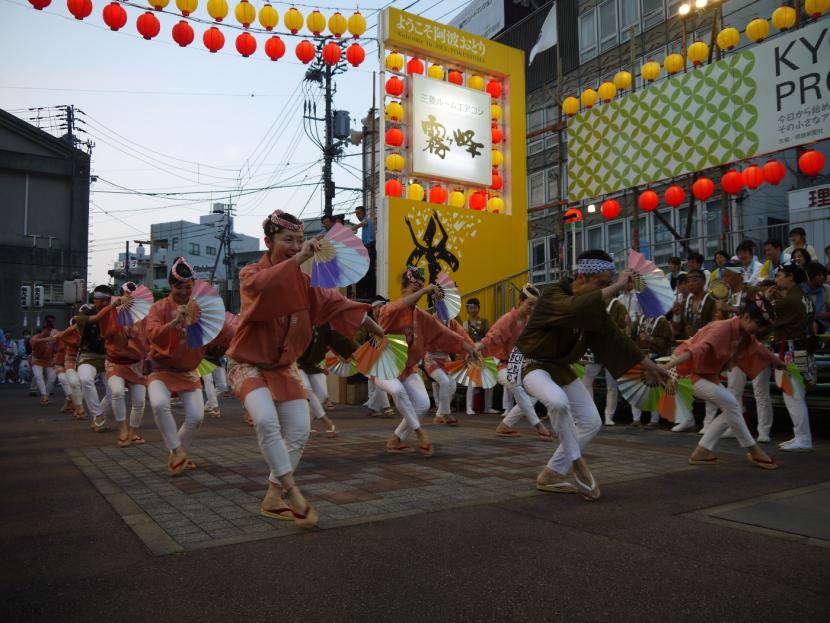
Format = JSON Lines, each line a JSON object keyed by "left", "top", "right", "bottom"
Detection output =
{"left": 171, "top": 257, "right": 196, "bottom": 283}
{"left": 521, "top": 283, "right": 539, "bottom": 301}
{"left": 575, "top": 259, "right": 615, "bottom": 275}
{"left": 269, "top": 209, "right": 303, "bottom": 232}
{"left": 723, "top": 260, "right": 743, "bottom": 274}
{"left": 405, "top": 265, "right": 425, "bottom": 285}
{"left": 92, "top": 291, "right": 111, "bottom": 300}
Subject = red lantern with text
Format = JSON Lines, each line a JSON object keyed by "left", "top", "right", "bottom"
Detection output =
{"left": 664, "top": 184, "right": 685, "bottom": 208}
{"left": 295, "top": 40, "right": 315, "bottom": 64}
{"left": 136, "top": 12, "right": 160, "bottom": 39}
{"left": 601, "top": 199, "right": 621, "bottom": 220}
{"left": 385, "top": 127, "right": 403, "bottom": 147}
{"left": 638, "top": 190, "right": 659, "bottom": 212}
{"left": 172, "top": 20, "right": 194, "bottom": 47}
{"left": 491, "top": 172, "right": 503, "bottom": 190}
{"left": 798, "top": 149, "right": 825, "bottom": 176}
{"left": 265, "top": 36, "right": 285, "bottom": 61}
{"left": 29, "top": 0, "right": 51, "bottom": 10}
{"left": 67, "top": 0, "right": 92, "bottom": 20}
{"left": 203, "top": 27, "right": 225, "bottom": 52}
{"left": 762, "top": 159, "right": 786, "bottom": 185}
{"left": 385, "top": 76, "right": 404, "bottom": 97}
{"left": 448, "top": 70, "right": 463, "bottom": 85}
{"left": 385, "top": 179, "right": 403, "bottom": 197}
{"left": 236, "top": 32, "right": 256, "bottom": 57}
{"left": 721, "top": 170, "right": 745, "bottom": 194}
{"left": 742, "top": 165, "right": 764, "bottom": 189}
{"left": 345, "top": 43, "right": 364, "bottom": 67}
{"left": 692, "top": 177, "right": 714, "bottom": 201}
{"left": 429, "top": 185, "right": 447, "bottom": 204}
{"left": 486, "top": 80, "right": 502, "bottom": 99}
{"left": 470, "top": 191, "right": 486, "bottom": 210}
{"left": 102, "top": 2, "right": 127, "bottom": 30}
{"left": 407, "top": 57, "right": 424, "bottom": 75}
{"left": 322, "top": 42, "right": 341, "bottom": 66}
{"left": 492, "top": 126, "right": 503, "bottom": 144}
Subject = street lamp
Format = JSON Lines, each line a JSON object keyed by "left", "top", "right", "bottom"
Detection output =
{"left": 587, "top": 203, "right": 596, "bottom": 213}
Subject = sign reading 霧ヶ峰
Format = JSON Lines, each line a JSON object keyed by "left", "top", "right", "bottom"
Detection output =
{"left": 567, "top": 18, "right": 830, "bottom": 202}
{"left": 411, "top": 75, "right": 492, "bottom": 186}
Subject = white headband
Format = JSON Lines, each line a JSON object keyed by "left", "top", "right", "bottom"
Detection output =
{"left": 521, "top": 283, "right": 538, "bottom": 301}
{"left": 576, "top": 259, "right": 615, "bottom": 274}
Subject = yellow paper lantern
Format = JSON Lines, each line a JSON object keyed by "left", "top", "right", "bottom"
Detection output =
{"left": 149, "top": 0, "right": 170, "bottom": 9}
{"left": 234, "top": 0, "right": 255, "bottom": 27}
{"left": 598, "top": 82, "right": 617, "bottom": 103}
{"left": 427, "top": 63, "right": 444, "bottom": 80}
{"left": 386, "top": 153, "right": 404, "bottom": 172}
{"left": 407, "top": 182, "right": 425, "bottom": 201}
{"left": 687, "top": 41, "right": 709, "bottom": 66}
{"left": 385, "top": 101, "right": 404, "bottom": 122}
{"left": 283, "top": 6, "right": 303, "bottom": 33}
{"left": 613, "top": 71, "right": 632, "bottom": 91}
{"left": 306, "top": 9, "right": 326, "bottom": 35}
{"left": 328, "top": 11, "right": 347, "bottom": 37}
{"left": 449, "top": 191, "right": 466, "bottom": 208}
{"left": 468, "top": 75, "right": 485, "bottom": 90}
{"left": 664, "top": 53, "right": 685, "bottom": 74}
{"left": 562, "top": 96, "right": 580, "bottom": 117}
{"left": 580, "top": 88, "right": 598, "bottom": 109}
{"left": 487, "top": 196, "right": 504, "bottom": 213}
{"left": 805, "top": 0, "right": 830, "bottom": 19}
{"left": 491, "top": 149, "right": 504, "bottom": 167}
{"left": 258, "top": 3, "right": 278, "bottom": 30}
{"left": 175, "top": 0, "right": 197, "bottom": 16}
{"left": 746, "top": 18, "right": 770, "bottom": 42}
{"left": 348, "top": 11, "right": 366, "bottom": 37}
{"left": 716, "top": 27, "right": 741, "bottom": 50}
{"left": 207, "top": 0, "right": 228, "bottom": 22}
{"left": 641, "top": 60, "right": 661, "bottom": 81}
{"left": 771, "top": 5, "right": 797, "bottom": 30}
{"left": 490, "top": 103, "right": 503, "bottom": 121}
{"left": 386, "top": 52, "right": 405, "bottom": 72}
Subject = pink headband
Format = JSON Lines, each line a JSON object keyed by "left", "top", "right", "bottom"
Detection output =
{"left": 269, "top": 210, "right": 303, "bottom": 232}
{"left": 171, "top": 257, "right": 196, "bottom": 283}
{"left": 405, "top": 266, "right": 425, "bottom": 285}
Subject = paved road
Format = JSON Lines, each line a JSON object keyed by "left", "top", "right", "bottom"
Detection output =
{"left": 1, "top": 385, "right": 828, "bottom": 622}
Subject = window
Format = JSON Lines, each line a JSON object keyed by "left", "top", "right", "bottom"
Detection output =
{"left": 189, "top": 242, "right": 200, "bottom": 255}
{"left": 653, "top": 209, "right": 675, "bottom": 267}
{"left": 155, "top": 267, "right": 167, "bottom": 280}
{"left": 607, "top": 221, "right": 626, "bottom": 261}
{"left": 206, "top": 246, "right": 217, "bottom": 256}
{"left": 586, "top": 225, "right": 604, "bottom": 250}
{"left": 527, "top": 137, "right": 545, "bottom": 156}
{"left": 598, "top": 0, "right": 618, "bottom": 53}
{"left": 529, "top": 172, "right": 546, "bottom": 207}
{"left": 579, "top": 9, "right": 597, "bottom": 63}
{"left": 527, "top": 107, "right": 544, "bottom": 132}
{"left": 619, "top": 0, "right": 640, "bottom": 39}
{"left": 641, "top": 0, "right": 664, "bottom": 28}
{"left": 546, "top": 168, "right": 560, "bottom": 202}
{"left": 547, "top": 236, "right": 560, "bottom": 272}
{"left": 172, "top": 237, "right": 179, "bottom": 251}
{"left": 530, "top": 239, "right": 547, "bottom": 282}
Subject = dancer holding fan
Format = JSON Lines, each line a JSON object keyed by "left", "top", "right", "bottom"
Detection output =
{"left": 375, "top": 267, "right": 479, "bottom": 456}
{"left": 426, "top": 311, "right": 473, "bottom": 426}
{"left": 226, "top": 210, "right": 383, "bottom": 529}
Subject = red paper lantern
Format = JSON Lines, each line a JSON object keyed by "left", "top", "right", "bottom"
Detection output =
{"left": 448, "top": 70, "right": 463, "bottom": 85}
{"left": 720, "top": 170, "right": 745, "bottom": 195}
{"left": 470, "top": 191, "right": 487, "bottom": 210}
{"left": 322, "top": 42, "right": 341, "bottom": 66}
{"left": 172, "top": 20, "right": 194, "bottom": 47}
{"left": 692, "top": 177, "right": 715, "bottom": 201}
{"left": 407, "top": 57, "right": 424, "bottom": 75}
{"left": 67, "top": 0, "right": 92, "bottom": 20}
{"left": 345, "top": 43, "right": 365, "bottom": 67}
{"left": 385, "top": 76, "right": 404, "bottom": 97}
{"left": 762, "top": 159, "right": 786, "bottom": 185}
{"left": 385, "top": 127, "right": 403, "bottom": 147}
{"left": 203, "top": 27, "right": 225, "bottom": 53}
{"left": 102, "top": 2, "right": 127, "bottom": 30}
{"left": 742, "top": 165, "right": 764, "bottom": 189}
{"left": 664, "top": 184, "right": 685, "bottom": 208}
{"left": 28, "top": 0, "right": 52, "bottom": 10}
{"left": 264, "top": 36, "right": 285, "bottom": 61}
{"left": 486, "top": 80, "right": 502, "bottom": 99}
{"left": 295, "top": 40, "right": 316, "bottom": 64}
{"left": 235, "top": 32, "right": 257, "bottom": 57}
{"left": 491, "top": 172, "right": 503, "bottom": 190}
{"left": 136, "top": 12, "right": 160, "bottom": 40}
{"left": 491, "top": 126, "right": 503, "bottom": 144}
{"left": 385, "top": 179, "right": 403, "bottom": 197}
{"left": 601, "top": 199, "right": 621, "bottom": 220}
{"left": 798, "top": 149, "right": 826, "bottom": 176}
{"left": 638, "top": 189, "right": 659, "bottom": 212}
{"left": 429, "top": 186, "right": 447, "bottom": 204}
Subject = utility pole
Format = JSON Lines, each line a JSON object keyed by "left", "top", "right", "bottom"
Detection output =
{"left": 124, "top": 240, "right": 130, "bottom": 281}
{"left": 323, "top": 62, "right": 335, "bottom": 217}
{"left": 209, "top": 200, "right": 236, "bottom": 309}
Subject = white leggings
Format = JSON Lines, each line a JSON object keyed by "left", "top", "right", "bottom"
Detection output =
{"left": 375, "top": 373, "right": 430, "bottom": 441}
{"left": 428, "top": 368, "right": 456, "bottom": 415}
{"left": 364, "top": 378, "right": 390, "bottom": 411}
{"left": 524, "top": 369, "right": 601, "bottom": 476}
{"left": 695, "top": 378, "right": 757, "bottom": 451}
{"left": 500, "top": 367, "right": 540, "bottom": 428}
{"left": 58, "top": 369, "right": 83, "bottom": 408}
{"left": 202, "top": 366, "right": 228, "bottom": 410}
{"left": 298, "top": 370, "right": 329, "bottom": 420}
{"left": 148, "top": 380, "right": 204, "bottom": 452}
{"left": 727, "top": 366, "right": 774, "bottom": 437}
{"left": 243, "top": 387, "right": 309, "bottom": 482}
{"left": 582, "top": 363, "right": 619, "bottom": 418}
{"left": 466, "top": 386, "right": 494, "bottom": 412}
{"left": 32, "top": 365, "right": 56, "bottom": 398}
{"left": 502, "top": 384, "right": 515, "bottom": 412}
{"left": 78, "top": 363, "right": 112, "bottom": 420}
{"left": 108, "top": 376, "right": 146, "bottom": 428}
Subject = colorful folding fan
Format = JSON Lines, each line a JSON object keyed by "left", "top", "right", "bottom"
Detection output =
{"left": 445, "top": 356, "right": 499, "bottom": 389}
{"left": 433, "top": 272, "right": 461, "bottom": 322}
{"left": 116, "top": 284, "right": 154, "bottom": 327}
{"left": 183, "top": 281, "right": 226, "bottom": 348}
{"left": 775, "top": 364, "right": 805, "bottom": 400}
{"left": 311, "top": 223, "right": 370, "bottom": 288}
{"left": 353, "top": 334, "right": 408, "bottom": 380}
{"left": 628, "top": 250, "right": 675, "bottom": 317}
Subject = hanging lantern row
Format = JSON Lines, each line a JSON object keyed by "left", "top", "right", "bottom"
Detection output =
{"left": 385, "top": 178, "right": 504, "bottom": 213}
{"left": 384, "top": 52, "right": 503, "bottom": 100}
{"left": 561, "top": 2, "right": 830, "bottom": 117}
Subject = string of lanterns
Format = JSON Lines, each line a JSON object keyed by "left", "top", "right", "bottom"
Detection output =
{"left": 28, "top": 1, "right": 370, "bottom": 63}
{"left": 562, "top": 1, "right": 830, "bottom": 117}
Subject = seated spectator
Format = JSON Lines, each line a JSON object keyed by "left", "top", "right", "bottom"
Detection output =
{"left": 733, "top": 240, "right": 762, "bottom": 285}
{"left": 686, "top": 251, "right": 711, "bottom": 284}
{"left": 804, "top": 262, "right": 830, "bottom": 334}
{"left": 791, "top": 247, "right": 812, "bottom": 268}
{"left": 783, "top": 227, "right": 817, "bottom": 261}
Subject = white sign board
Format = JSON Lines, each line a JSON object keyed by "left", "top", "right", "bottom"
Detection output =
{"left": 448, "top": 0, "right": 505, "bottom": 39}
{"left": 410, "top": 74, "right": 492, "bottom": 186}
{"left": 788, "top": 182, "right": 830, "bottom": 258}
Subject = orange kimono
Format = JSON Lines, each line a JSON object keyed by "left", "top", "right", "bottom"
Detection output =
{"left": 479, "top": 308, "right": 525, "bottom": 369}
{"left": 61, "top": 328, "right": 80, "bottom": 371}
{"left": 97, "top": 305, "right": 148, "bottom": 386}
{"left": 30, "top": 329, "right": 57, "bottom": 367}
{"left": 379, "top": 300, "right": 470, "bottom": 380}
{"left": 226, "top": 254, "right": 369, "bottom": 402}
{"left": 146, "top": 295, "right": 206, "bottom": 393}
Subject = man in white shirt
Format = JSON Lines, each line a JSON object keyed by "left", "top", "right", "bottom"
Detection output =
{"left": 733, "top": 240, "right": 763, "bottom": 285}
{"left": 783, "top": 226, "right": 818, "bottom": 262}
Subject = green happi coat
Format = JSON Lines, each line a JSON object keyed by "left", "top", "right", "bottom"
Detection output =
{"left": 516, "top": 280, "right": 644, "bottom": 386}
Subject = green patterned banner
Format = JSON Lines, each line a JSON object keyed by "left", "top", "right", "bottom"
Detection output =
{"left": 567, "top": 19, "right": 830, "bottom": 202}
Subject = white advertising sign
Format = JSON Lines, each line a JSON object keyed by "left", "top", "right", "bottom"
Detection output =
{"left": 410, "top": 74, "right": 492, "bottom": 186}
{"left": 448, "top": 0, "right": 505, "bottom": 39}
